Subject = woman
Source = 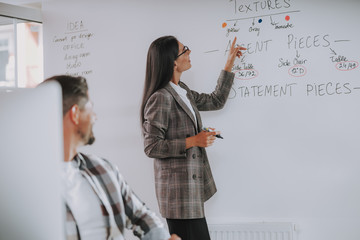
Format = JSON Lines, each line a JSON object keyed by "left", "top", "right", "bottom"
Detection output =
{"left": 141, "top": 35, "right": 245, "bottom": 240}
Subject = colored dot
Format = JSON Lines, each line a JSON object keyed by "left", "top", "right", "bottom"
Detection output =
{"left": 258, "top": 19, "right": 263, "bottom": 23}
{"left": 285, "top": 15, "right": 290, "bottom": 21}
{"left": 222, "top": 22, "right": 227, "bottom": 28}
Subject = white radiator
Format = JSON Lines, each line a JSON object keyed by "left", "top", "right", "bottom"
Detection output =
{"left": 208, "top": 222, "right": 295, "bottom": 240}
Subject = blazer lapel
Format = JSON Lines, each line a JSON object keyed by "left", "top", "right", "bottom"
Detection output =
{"left": 164, "top": 83, "right": 198, "bottom": 130}
{"left": 189, "top": 98, "right": 202, "bottom": 131}
{"left": 179, "top": 82, "right": 203, "bottom": 131}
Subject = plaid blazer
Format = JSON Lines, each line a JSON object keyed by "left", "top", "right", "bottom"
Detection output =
{"left": 64, "top": 153, "right": 170, "bottom": 240}
{"left": 143, "top": 70, "right": 235, "bottom": 219}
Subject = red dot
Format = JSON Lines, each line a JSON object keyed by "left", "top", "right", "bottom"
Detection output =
{"left": 285, "top": 15, "right": 290, "bottom": 21}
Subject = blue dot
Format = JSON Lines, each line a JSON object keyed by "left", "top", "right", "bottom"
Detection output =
{"left": 258, "top": 19, "right": 263, "bottom": 23}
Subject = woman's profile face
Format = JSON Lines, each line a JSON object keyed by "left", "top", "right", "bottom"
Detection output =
{"left": 175, "top": 42, "right": 192, "bottom": 73}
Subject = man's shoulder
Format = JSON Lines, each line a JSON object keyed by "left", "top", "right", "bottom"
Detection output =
{"left": 78, "top": 153, "right": 115, "bottom": 170}
{"left": 79, "top": 152, "right": 102, "bottom": 163}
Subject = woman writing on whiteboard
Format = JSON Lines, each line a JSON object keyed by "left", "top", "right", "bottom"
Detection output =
{"left": 140, "top": 35, "right": 245, "bottom": 240}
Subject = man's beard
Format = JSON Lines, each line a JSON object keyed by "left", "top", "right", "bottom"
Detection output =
{"left": 86, "top": 131, "right": 95, "bottom": 145}
{"left": 78, "top": 127, "right": 95, "bottom": 146}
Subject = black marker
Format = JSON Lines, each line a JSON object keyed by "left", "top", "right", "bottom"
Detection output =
{"left": 202, "top": 127, "right": 223, "bottom": 139}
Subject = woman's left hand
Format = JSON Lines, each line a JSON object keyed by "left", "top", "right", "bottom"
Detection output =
{"left": 224, "top": 37, "right": 246, "bottom": 72}
{"left": 168, "top": 234, "right": 181, "bottom": 240}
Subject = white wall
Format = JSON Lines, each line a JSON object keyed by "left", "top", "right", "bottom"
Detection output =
{"left": 42, "top": 0, "right": 360, "bottom": 239}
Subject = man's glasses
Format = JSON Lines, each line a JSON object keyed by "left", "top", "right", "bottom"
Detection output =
{"left": 176, "top": 46, "right": 189, "bottom": 58}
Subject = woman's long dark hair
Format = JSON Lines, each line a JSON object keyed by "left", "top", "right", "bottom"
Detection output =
{"left": 140, "top": 36, "right": 179, "bottom": 124}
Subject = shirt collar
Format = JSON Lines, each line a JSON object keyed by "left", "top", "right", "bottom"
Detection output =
{"left": 73, "top": 153, "right": 87, "bottom": 168}
{"left": 169, "top": 81, "right": 187, "bottom": 95}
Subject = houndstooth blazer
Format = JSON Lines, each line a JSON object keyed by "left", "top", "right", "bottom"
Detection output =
{"left": 143, "top": 70, "right": 235, "bottom": 219}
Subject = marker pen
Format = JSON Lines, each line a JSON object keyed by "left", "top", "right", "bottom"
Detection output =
{"left": 202, "top": 127, "right": 223, "bottom": 139}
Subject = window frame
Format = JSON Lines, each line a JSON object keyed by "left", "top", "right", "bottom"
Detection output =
{"left": 0, "top": 2, "right": 42, "bottom": 24}
{"left": 0, "top": 2, "right": 42, "bottom": 90}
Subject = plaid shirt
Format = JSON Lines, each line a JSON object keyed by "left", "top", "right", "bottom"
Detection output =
{"left": 64, "top": 153, "right": 169, "bottom": 240}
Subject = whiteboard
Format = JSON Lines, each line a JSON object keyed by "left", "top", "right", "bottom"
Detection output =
{"left": 42, "top": 0, "right": 360, "bottom": 239}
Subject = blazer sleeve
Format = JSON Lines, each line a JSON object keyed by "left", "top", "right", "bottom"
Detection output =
{"left": 189, "top": 70, "right": 235, "bottom": 111}
{"left": 143, "top": 91, "right": 187, "bottom": 159}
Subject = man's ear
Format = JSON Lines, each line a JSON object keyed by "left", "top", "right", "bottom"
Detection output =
{"left": 69, "top": 104, "right": 80, "bottom": 125}
{"left": 174, "top": 61, "right": 178, "bottom": 70}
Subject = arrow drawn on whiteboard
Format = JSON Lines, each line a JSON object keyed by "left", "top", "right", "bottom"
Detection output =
{"left": 270, "top": 16, "right": 278, "bottom": 26}
{"left": 296, "top": 50, "right": 300, "bottom": 58}
{"left": 204, "top": 50, "right": 219, "bottom": 54}
{"left": 334, "top": 40, "right": 351, "bottom": 42}
{"left": 252, "top": 18, "right": 255, "bottom": 26}
{"left": 330, "top": 48, "right": 337, "bottom": 55}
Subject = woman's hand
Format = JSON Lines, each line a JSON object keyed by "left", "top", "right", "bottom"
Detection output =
{"left": 224, "top": 37, "right": 246, "bottom": 72}
{"left": 185, "top": 128, "right": 220, "bottom": 149}
{"left": 168, "top": 234, "right": 181, "bottom": 240}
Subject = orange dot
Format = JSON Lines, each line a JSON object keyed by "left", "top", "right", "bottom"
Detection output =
{"left": 285, "top": 15, "right": 290, "bottom": 21}
{"left": 222, "top": 22, "right": 227, "bottom": 28}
